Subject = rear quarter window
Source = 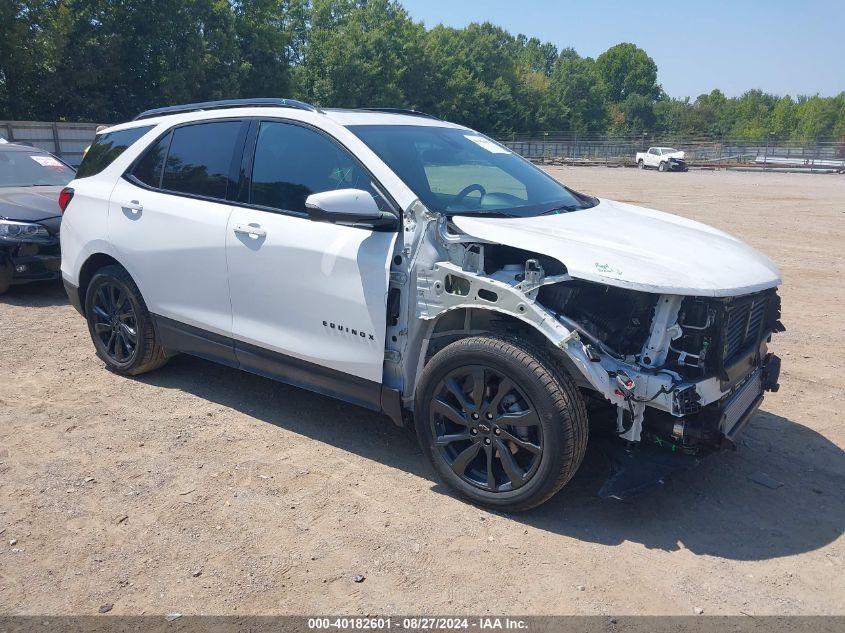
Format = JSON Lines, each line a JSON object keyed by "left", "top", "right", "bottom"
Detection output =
{"left": 76, "top": 125, "right": 153, "bottom": 178}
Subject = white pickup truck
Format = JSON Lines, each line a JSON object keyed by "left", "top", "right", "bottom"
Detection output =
{"left": 636, "top": 146, "right": 688, "bottom": 171}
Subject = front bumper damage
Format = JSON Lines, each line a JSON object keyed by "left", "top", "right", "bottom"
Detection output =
{"left": 596, "top": 351, "right": 780, "bottom": 499}
{"left": 0, "top": 238, "right": 61, "bottom": 289}
{"left": 666, "top": 158, "right": 688, "bottom": 171}
{"left": 415, "top": 253, "right": 783, "bottom": 500}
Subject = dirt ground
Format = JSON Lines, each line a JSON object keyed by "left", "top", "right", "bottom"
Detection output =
{"left": 1, "top": 168, "right": 843, "bottom": 616}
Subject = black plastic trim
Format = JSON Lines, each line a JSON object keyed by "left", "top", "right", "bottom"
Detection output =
{"left": 153, "top": 315, "right": 238, "bottom": 368}
{"left": 150, "top": 315, "right": 383, "bottom": 412}
{"left": 64, "top": 279, "right": 84, "bottom": 315}
{"left": 354, "top": 107, "right": 440, "bottom": 120}
{"left": 133, "top": 98, "right": 321, "bottom": 121}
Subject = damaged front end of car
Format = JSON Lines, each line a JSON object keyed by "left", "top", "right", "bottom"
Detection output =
{"left": 400, "top": 201, "right": 784, "bottom": 499}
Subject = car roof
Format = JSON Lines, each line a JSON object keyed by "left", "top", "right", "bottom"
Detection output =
{"left": 101, "top": 106, "right": 469, "bottom": 135}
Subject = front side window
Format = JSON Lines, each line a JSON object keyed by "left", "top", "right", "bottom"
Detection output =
{"left": 76, "top": 125, "right": 153, "bottom": 178}
{"left": 161, "top": 121, "right": 242, "bottom": 199}
{"left": 349, "top": 125, "right": 594, "bottom": 217}
{"left": 0, "top": 150, "right": 75, "bottom": 187}
{"left": 250, "top": 121, "right": 386, "bottom": 213}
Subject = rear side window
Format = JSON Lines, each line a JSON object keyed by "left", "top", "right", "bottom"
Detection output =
{"left": 76, "top": 126, "right": 153, "bottom": 178}
{"left": 129, "top": 131, "right": 172, "bottom": 188}
{"left": 161, "top": 121, "right": 242, "bottom": 199}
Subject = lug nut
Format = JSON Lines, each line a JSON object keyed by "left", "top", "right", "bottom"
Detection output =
{"left": 494, "top": 428, "right": 501, "bottom": 436}
{"left": 484, "top": 438, "right": 491, "bottom": 445}
{"left": 485, "top": 412, "right": 493, "bottom": 420}
{"left": 470, "top": 428, "right": 478, "bottom": 435}
{"left": 471, "top": 412, "right": 479, "bottom": 420}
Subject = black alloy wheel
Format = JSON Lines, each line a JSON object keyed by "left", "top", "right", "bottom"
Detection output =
{"left": 91, "top": 281, "right": 138, "bottom": 364}
{"left": 415, "top": 336, "right": 588, "bottom": 511}
{"left": 84, "top": 264, "right": 168, "bottom": 375}
{"left": 430, "top": 365, "right": 543, "bottom": 492}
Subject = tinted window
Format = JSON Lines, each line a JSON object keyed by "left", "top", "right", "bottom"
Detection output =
{"left": 162, "top": 121, "right": 242, "bottom": 199}
{"left": 250, "top": 121, "right": 385, "bottom": 213}
{"left": 0, "top": 149, "right": 75, "bottom": 187}
{"left": 76, "top": 126, "right": 153, "bottom": 178}
{"left": 130, "top": 131, "right": 171, "bottom": 188}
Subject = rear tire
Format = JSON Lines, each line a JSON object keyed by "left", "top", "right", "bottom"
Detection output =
{"left": 84, "top": 265, "right": 168, "bottom": 375}
{"left": 637, "top": 159, "right": 644, "bottom": 169}
{"left": 415, "top": 335, "right": 588, "bottom": 511}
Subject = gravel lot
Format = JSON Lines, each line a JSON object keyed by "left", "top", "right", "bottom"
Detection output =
{"left": 0, "top": 168, "right": 843, "bottom": 616}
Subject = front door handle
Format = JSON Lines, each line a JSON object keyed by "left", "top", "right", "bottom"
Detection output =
{"left": 233, "top": 224, "right": 267, "bottom": 238}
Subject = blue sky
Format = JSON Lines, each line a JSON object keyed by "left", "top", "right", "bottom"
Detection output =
{"left": 399, "top": 0, "right": 845, "bottom": 99}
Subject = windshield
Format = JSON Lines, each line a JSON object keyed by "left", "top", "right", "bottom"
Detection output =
{"left": 348, "top": 125, "right": 595, "bottom": 217}
{"left": 660, "top": 148, "right": 679, "bottom": 154}
{"left": 0, "top": 150, "right": 75, "bottom": 187}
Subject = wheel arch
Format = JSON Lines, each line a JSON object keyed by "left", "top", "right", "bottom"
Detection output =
{"left": 405, "top": 305, "right": 590, "bottom": 412}
{"left": 76, "top": 253, "right": 128, "bottom": 308}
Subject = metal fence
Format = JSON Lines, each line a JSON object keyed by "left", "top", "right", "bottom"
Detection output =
{"left": 0, "top": 121, "right": 104, "bottom": 167}
{"left": 499, "top": 132, "right": 845, "bottom": 172}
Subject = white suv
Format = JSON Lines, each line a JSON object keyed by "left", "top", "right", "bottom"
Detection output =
{"left": 60, "top": 99, "right": 783, "bottom": 510}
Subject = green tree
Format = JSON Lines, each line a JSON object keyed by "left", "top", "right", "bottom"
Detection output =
{"left": 420, "top": 22, "right": 526, "bottom": 134}
{"left": 296, "top": 0, "right": 425, "bottom": 108}
{"left": 653, "top": 97, "right": 693, "bottom": 135}
{"left": 516, "top": 35, "right": 557, "bottom": 76}
{"left": 550, "top": 48, "right": 606, "bottom": 132}
{"left": 730, "top": 89, "right": 776, "bottom": 140}
{"left": 40, "top": 0, "right": 242, "bottom": 121}
{"left": 769, "top": 95, "right": 797, "bottom": 140}
{"left": 0, "top": 0, "right": 62, "bottom": 119}
{"left": 233, "top": 0, "right": 308, "bottom": 99}
{"left": 793, "top": 95, "right": 839, "bottom": 141}
{"left": 595, "top": 42, "right": 660, "bottom": 103}
{"left": 616, "top": 93, "right": 655, "bottom": 134}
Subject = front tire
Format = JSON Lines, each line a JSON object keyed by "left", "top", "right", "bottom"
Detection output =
{"left": 658, "top": 161, "right": 667, "bottom": 172}
{"left": 84, "top": 265, "right": 167, "bottom": 375}
{"left": 415, "top": 336, "right": 588, "bottom": 511}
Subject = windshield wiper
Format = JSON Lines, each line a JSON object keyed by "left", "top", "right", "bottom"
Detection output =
{"left": 540, "top": 204, "right": 581, "bottom": 215}
{"left": 447, "top": 210, "right": 519, "bottom": 218}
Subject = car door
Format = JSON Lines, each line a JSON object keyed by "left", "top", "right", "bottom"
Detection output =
{"left": 646, "top": 148, "right": 660, "bottom": 167}
{"left": 225, "top": 120, "right": 398, "bottom": 408}
{"left": 110, "top": 119, "right": 248, "bottom": 357}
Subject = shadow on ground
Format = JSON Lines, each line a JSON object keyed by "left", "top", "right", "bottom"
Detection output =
{"left": 0, "top": 279, "right": 68, "bottom": 308}
{"left": 139, "top": 354, "right": 844, "bottom": 562}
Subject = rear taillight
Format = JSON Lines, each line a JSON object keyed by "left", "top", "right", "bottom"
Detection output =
{"left": 58, "top": 187, "right": 74, "bottom": 213}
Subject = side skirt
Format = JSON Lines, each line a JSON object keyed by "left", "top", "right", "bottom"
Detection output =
{"left": 151, "top": 314, "right": 387, "bottom": 415}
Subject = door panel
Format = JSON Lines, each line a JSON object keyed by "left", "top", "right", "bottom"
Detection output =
{"left": 226, "top": 207, "right": 395, "bottom": 383}
{"left": 108, "top": 177, "right": 233, "bottom": 336}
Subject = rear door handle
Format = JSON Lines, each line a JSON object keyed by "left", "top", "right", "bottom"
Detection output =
{"left": 122, "top": 200, "right": 143, "bottom": 213}
{"left": 233, "top": 224, "right": 266, "bottom": 238}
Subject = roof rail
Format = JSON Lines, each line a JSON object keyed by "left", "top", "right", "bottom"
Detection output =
{"left": 355, "top": 107, "right": 440, "bottom": 120}
{"left": 133, "top": 98, "right": 321, "bottom": 121}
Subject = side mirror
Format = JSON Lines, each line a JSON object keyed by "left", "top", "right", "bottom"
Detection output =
{"left": 304, "top": 189, "right": 397, "bottom": 229}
